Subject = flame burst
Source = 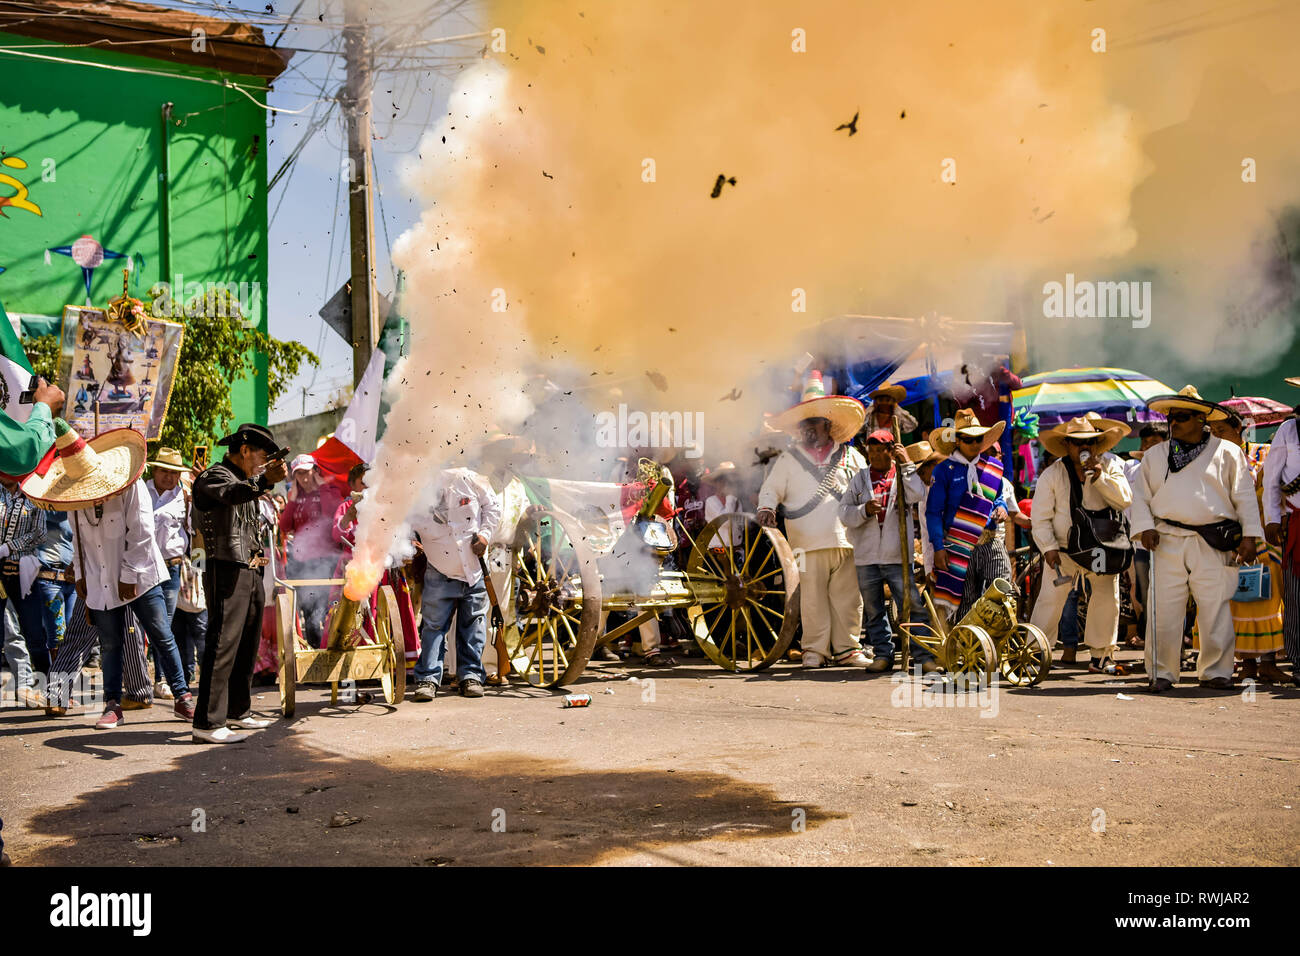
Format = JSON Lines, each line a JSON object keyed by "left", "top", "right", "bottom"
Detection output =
{"left": 343, "top": 556, "right": 383, "bottom": 602}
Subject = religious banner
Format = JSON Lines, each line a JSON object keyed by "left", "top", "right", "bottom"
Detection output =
{"left": 56, "top": 304, "right": 183, "bottom": 440}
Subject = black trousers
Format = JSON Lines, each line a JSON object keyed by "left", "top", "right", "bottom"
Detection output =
{"left": 194, "top": 559, "right": 265, "bottom": 730}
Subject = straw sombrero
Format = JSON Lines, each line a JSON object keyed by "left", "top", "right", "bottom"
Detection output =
{"left": 22, "top": 419, "right": 146, "bottom": 512}
{"left": 768, "top": 370, "right": 866, "bottom": 444}
{"left": 905, "top": 440, "right": 946, "bottom": 466}
{"left": 1146, "top": 385, "right": 1229, "bottom": 422}
{"left": 869, "top": 382, "right": 907, "bottom": 403}
{"left": 1285, "top": 376, "right": 1300, "bottom": 389}
{"left": 930, "top": 408, "right": 1006, "bottom": 456}
{"left": 1081, "top": 411, "right": 1132, "bottom": 437}
{"left": 148, "top": 447, "right": 188, "bottom": 472}
{"left": 1040, "top": 416, "right": 1127, "bottom": 458}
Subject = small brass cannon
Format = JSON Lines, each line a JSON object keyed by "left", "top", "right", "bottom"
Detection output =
{"left": 900, "top": 578, "right": 1052, "bottom": 686}
{"left": 275, "top": 584, "right": 409, "bottom": 717}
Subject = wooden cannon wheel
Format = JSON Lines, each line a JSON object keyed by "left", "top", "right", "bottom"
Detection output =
{"left": 944, "top": 623, "right": 997, "bottom": 683}
{"left": 999, "top": 622, "right": 1052, "bottom": 686}
{"left": 276, "top": 590, "right": 297, "bottom": 718}
{"left": 686, "top": 513, "right": 800, "bottom": 672}
{"left": 504, "top": 507, "right": 602, "bottom": 688}
{"left": 376, "top": 584, "right": 407, "bottom": 704}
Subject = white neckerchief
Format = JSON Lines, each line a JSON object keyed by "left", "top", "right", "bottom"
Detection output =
{"left": 950, "top": 449, "right": 980, "bottom": 496}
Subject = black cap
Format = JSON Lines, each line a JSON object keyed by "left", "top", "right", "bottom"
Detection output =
{"left": 216, "top": 422, "right": 278, "bottom": 453}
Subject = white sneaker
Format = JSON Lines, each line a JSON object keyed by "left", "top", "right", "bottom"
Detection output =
{"left": 192, "top": 726, "right": 248, "bottom": 744}
{"left": 801, "top": 650, "right": 825, "bottom": 669}
{"left": 835, "top": 649, "right": 873, "bottom": 668}
{"left": 227, "top": 716, "right": 272, "bottom": 730}
{"left": 154, "top": 681, "right": 174, "bottom": 700}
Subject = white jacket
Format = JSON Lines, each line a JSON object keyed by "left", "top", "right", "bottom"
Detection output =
{"left": 1129, "top": 437, "right": 1263, "bottom": 539}
{"left": 757, "top": 443, "right": 865, "bottom": 553}
{"left": 839, "top": 463, "right": 925, "bottom": 565}
{"left": 1031, "top": 456, "right": 1132, "bottom": 554}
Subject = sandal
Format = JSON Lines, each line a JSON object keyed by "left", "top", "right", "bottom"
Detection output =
{"left": 1089, "top": 659, "right": 1129, "bottom": 676}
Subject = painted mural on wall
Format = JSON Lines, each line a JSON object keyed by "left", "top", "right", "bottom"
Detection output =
{"left": 0, "top": 155, "right": 42, "bottom": 219}
{"left": 45, "top": 235, "right": 142, "bottom": 305}
{"left": 56, "top": 304, "right": 182, "bottom": 440}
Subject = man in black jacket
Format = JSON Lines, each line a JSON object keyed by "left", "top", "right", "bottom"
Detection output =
{"left": 191, "top": 423, "right": 287, "bottom": 743}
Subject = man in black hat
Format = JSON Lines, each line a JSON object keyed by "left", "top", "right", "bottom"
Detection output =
{"left": 191, "top": 423, "right": 287, "bottom": 743}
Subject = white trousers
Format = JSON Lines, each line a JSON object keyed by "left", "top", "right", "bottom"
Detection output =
{"left": 1030, "top": 554, "right": 1120, "bottom": 655}
{"left": 1146, "top": 533, "right": 1238, "bottom": 684}
{"left": 800, "top": 547, "right": 863, "bottom": 659}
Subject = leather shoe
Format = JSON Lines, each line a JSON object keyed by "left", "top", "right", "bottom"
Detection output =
{"left": 866, "top": 656, "right": 892, "bottom": 673}
{"left": 460, "top": 678, "right": 485, "bottom": 698}
{"left": 1198, "top": 676, "right": 1234, "bottom": 690}
{"left": 121, "top": 697, "right": 152, "bottom": 711}
{"left": 1149, "top": 678, "right": 1174, "bottom": 693}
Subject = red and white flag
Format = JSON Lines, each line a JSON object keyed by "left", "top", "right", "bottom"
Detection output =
{"left": 311, "top": 348, "right": 385, "bottom": 481}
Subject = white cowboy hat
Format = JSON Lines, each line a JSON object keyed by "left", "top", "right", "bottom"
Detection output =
{"left": 22, "top": 419, "right": 146, "bottom": 512}
{"left": 1146, "top": 384, "right": 1229, "bottom": 422}
{"left": 148, "top": 446, "right": 189, "bottom": 472}
{"left": 1039, "top": 416, "right": 1127, "bottom": 458}
{"left": 930, "top": 408, "right": 1007, "bottom": 456}
{"left": 767, "top": 370, "right": 866, "bottom": 445}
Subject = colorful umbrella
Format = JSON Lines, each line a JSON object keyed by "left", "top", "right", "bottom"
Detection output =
{"left": 1220, "top": 395, "right": 1294, "bottom": 427}
{"left": 1012, "top": 367, "right": 1174, "bottom": 432}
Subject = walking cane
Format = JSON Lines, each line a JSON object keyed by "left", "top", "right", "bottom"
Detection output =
{"left": 478, "top": 555, "right": 511, "bottom": 684}
{"left": 893, "top": 419, "right": 914, "bottom": 674}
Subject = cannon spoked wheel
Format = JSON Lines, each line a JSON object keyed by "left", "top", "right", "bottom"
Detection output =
{"left": 276, "top": 591, "right": 297, "bottom": 718}
{"left": 686, "top": 513, "right": 800, "bottom": 672}
{"left": 505, "top": 507, "right": 602, "bottom": 688}
{"left": 945, "top": 623, "right": 997, "bottom": 682}
{"left": 1000, "top": 622, "right": 1052, "bottom": 686}
{"left": 376, "top": 585, "right": 407, "bottom": 704}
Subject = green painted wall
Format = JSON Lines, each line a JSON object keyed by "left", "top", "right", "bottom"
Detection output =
{"left": 0, "top": 33, "right": 271, "bottom": 424}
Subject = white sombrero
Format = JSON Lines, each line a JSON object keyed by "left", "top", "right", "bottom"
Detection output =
{"left": 1146, "top": 384, "right": 1229, "bottom": 423}
{"left": 22, "top": 419, "right": 147, "bottom": 512}
{"left": 768, "top": 370, "right": 866, "bottom": 444}
{"left": 1039, "top": 416, "right": 1127, "bottom": 458}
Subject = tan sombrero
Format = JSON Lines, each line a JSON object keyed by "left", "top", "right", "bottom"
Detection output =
{"left": 1081, "top": 411, "right": 1132, "bottom": 437}
{"left": 1285, "top": 376, "right": 1300, "bottom": 389}
{"left": 148, "top": 447, "right": 188, "bottom": 472}
{"left": 905, "top": 440, "right": 946, "bottom": 466}
{"left": 869, "top": 382, "right": 907, "bottom": 403}
{"left": 1146, "top": 384, "right": 1229, "bottom": 423}
{"left": 22, "top": 419, "right": 147, "bottom": 512}
{"left": 1040, "top": 416, "right": 1127, "bottom": 458}
{"left": 768, "top": 370, "right": 866, "bottom": 444}
{"left": 930, "top": 408, "right": 1007, "bottom": 456}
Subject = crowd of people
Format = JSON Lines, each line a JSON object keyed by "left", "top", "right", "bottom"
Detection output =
{"left": 2, "top": 367, "right": 1298, "bottom": 772}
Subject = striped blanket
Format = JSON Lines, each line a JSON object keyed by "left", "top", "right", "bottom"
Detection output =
{"left": 933, "top": 454, "right": 1004, "bottom": 612}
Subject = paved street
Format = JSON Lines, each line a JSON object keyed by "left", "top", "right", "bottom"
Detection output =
{"left": 2, "top": 652, "right": 1297, "bottom": 866}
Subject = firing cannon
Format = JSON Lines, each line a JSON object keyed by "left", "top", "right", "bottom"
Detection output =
{"left": 502, "top": 475, "right": 801, "bottom": 687}
{"left": 899, "top": 578, "right": 1052, "bottom": 686}
{"left": 275, "top": 581, "right": 408, "bottom": 717}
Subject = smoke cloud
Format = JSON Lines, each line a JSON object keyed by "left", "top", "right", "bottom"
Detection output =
{"left": 346, "top": 0, "right": 1300, "bottom": 583}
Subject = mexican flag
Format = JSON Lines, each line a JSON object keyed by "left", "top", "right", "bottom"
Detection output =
{"left": 311, "top": 347, "right": 386, "bottom": 484}
{"left": 0, "top": 296, "right": 35, "bottom": 425}
{"left": 0, "top": 295, "right": 56, "bottom": 478}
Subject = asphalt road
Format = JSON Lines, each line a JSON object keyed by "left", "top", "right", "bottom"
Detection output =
{"left": 2, "top": 651, "right": 1297, "bottom": 866}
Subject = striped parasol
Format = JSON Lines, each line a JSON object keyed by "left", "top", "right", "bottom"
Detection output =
{"left": 1220, "top": 395, "right": 1294, "bottom": 427}
{"left": 1012, "top": 367, "right": 1174, "bottom": 433}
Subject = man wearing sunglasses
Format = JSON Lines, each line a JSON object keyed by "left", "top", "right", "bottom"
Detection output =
{"left": 1130, "top": 386, "right": 1264, "bottom": 692}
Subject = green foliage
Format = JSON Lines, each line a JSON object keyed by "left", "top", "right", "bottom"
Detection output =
{"left": 145, "top": 283, "right": 318, "bottom": 459}
{"left": 21, "top": 333, "right": 60, "bottom": 382}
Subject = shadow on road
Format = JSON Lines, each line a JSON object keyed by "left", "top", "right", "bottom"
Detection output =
{"left": 20, "top": 706, "right": 841, "bottom": 866}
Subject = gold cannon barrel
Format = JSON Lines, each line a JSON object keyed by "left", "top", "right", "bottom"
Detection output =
{"left": 638, "top": 478, "right": 671, "bottom": 520}
{"left": 956, "top": 577, "right": 1018, "bottom": 641}
{"left": 324, "top": 593, "right": 366, "bottom": 650}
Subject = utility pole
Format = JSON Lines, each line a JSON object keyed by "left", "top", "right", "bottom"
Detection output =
{"left": 342, "top": 7, "right": 378, "bottom": 388}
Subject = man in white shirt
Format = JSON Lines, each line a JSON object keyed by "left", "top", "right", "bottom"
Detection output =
{"left": 1029, "top": 417, "right": 1133, "bottom": 673}
{"left": 409, "top": 467, "right": 501, "bottom": 699}
{"left": 70, "top": 478, "right": 195, "bottom": 728}
{"left": 1122, "top": 423, "right": 1168, "bottom": 646}
{"left": 1130, "top": 387, "right": 1264, "bottom": 691}
{"left": 1262, "top": 382, "right": 1300, "bottom": 685}
{"left": 758, "top": 373, "right": 871, "bottom": 669}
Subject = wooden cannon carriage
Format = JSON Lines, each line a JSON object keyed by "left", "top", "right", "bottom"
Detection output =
{"left": 501, "top": 475, "right": 803, "bottom": 687}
